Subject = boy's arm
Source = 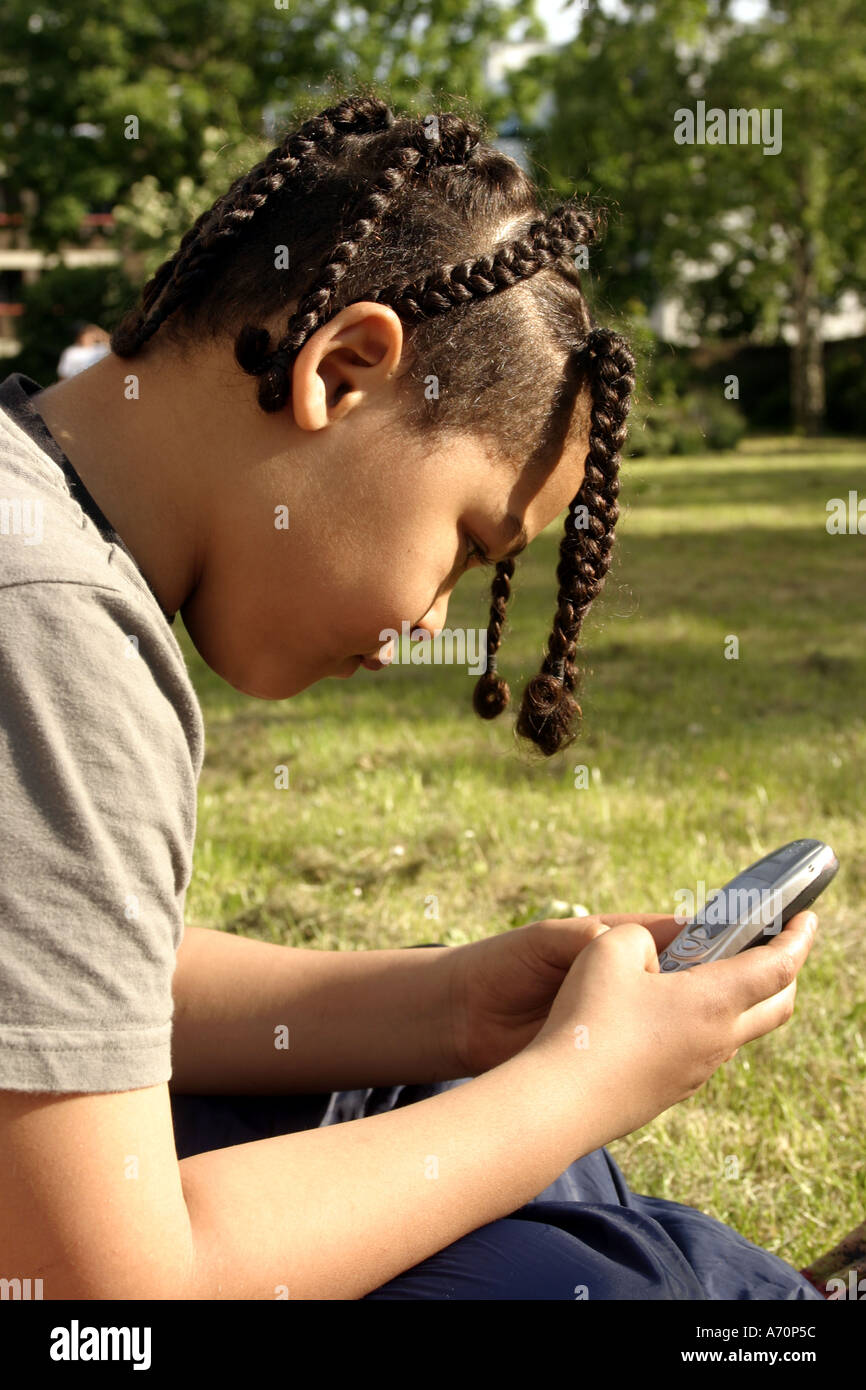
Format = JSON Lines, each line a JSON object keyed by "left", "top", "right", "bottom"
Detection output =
{"left": 170, "top": 926, "right": 461, "bottom": 1094}
{"left": 0, "top": 1041, "right": 595, "bottom": 1300}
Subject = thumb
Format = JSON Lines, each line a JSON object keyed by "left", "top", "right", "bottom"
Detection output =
{"left": 600, "top": 920, "right": 664, "bottom": 974}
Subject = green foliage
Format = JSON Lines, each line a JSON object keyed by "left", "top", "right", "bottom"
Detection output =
{"left": 617, "top": 306, "right": 748, "bottom": 457}
{"left": 522, "top": 0, "right": 866, "bottom": 431}
{"left": 627, "top": 382, "right": 748, "bottom": 457}
{"left": 0, "top": 0, "right": 538, "bottom": 250}
{"left": 4, "top": 261, "right": 138, "bottom": 385}
{"left": 111, "top": 126, "right": 269, "bottom": 276}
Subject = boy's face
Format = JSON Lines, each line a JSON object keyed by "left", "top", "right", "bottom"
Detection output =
{"left": 179, "top": 301, "right": 592, "bottom": 700}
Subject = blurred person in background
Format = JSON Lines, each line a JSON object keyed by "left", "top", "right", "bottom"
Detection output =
{"left": 57, "top": 321, "right": 111, "bottom": 379}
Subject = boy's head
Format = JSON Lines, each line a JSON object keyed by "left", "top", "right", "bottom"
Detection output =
{"left": 109, "top": 89, "right": 636, "bottom": 755}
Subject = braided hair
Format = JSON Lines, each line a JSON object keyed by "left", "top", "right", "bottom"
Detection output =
{"left": 111, "top": 88, "right": 636, "bottom": 757}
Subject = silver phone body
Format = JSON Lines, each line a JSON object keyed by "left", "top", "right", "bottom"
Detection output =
{"left": 657, "top": 839, "right": 838, "bottom": 973}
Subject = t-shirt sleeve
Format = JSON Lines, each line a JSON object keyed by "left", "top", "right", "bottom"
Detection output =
{"left": 0, "top": 579, "right": 199, "bottom": 1093}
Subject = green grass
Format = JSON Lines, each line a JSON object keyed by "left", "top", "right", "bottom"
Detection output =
{"left": 178, "top": 433, "right": 866, "bottom": 1271}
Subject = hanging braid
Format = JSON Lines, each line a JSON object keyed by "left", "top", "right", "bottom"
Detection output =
{"left": 473, "top": 327, "right": 636, "bottom": 754}
{"left": 109, "top": 88, "right": 636, "bottom": 756}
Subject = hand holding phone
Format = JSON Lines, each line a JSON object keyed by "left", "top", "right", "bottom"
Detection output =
{"left": 526, "top": 868, "right": 821, "bottom": 1145}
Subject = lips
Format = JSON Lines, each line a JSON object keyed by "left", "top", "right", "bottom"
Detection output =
{"left": 351, "top": 639, "right": 397, "bottom": 671}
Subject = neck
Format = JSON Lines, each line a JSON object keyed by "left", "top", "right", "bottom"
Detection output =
{"left": 34, "top": 349, "right": 215, "bottom": 619}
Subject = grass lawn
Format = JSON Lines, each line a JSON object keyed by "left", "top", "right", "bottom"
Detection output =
{"left": 178, "top": 432, "right": 866, "bottom": 1272}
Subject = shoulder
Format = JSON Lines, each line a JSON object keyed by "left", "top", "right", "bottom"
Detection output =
{"left": 0, "top": 412, "right": 204, "bottom": 777}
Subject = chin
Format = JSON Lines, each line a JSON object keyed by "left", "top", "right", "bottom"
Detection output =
{"left": 334, "top": 656, "right": 362, "bottom": 679}
{"left": 204, "top": 658, "right": 317, "bottom": 701}
{"left": 232, "top": 658, "right": 359, "bottom": 698}
{"left": 183, "top": 616, "right": 350, "bottom": 696}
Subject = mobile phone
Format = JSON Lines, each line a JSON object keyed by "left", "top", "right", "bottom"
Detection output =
{"left": 657, "top": 839, "right": 839, "bottom": 973}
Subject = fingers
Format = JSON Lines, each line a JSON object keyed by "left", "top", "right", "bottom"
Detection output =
{"left": 522, "top": 916, "right": 611, "bottom": 972}
{"left": 597, "top": 913, "right": 682, "bottom": 947}
{"left": 596, "top": 914, "right": 677, "bottom": 929}
{"left": 695, "top": 911, "right": 817, "bottom": 1013}
{"left": 733, "top": 978, "right": 798, "bottom": 1048}
{"left": 547, "top": 913, "right": 701, "bottom": 955}
{"left": 637, "top": 914, "right": 691, "bottom": 952}
{"left": 596, "top": 919, "right": 665, "bottom": 973}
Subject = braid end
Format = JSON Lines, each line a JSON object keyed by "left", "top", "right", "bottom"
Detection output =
{"left": 235, "top": 324, "right": 273, "bottom": 374}
{"left": 472, "top": 669, "right": 510, "bottom": 719}
{"left": 109, "top": 309, "right": 148, "bottom": 358}
{"left": 515, "top": 673, "right": 581, "bottom": 756}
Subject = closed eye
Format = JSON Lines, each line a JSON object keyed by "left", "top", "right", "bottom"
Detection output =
{"left": 464, "top": 534, "right": 497, "bottom": 569}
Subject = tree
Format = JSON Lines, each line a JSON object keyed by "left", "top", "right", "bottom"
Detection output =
{"left": 518, "top": 0, "right": 866, "bottom": 432}
{"left": 704, "top": 0, "right": 866, "bottom": 431}
{"left": 0, "top": 0, "right": 543, "bottom": 250}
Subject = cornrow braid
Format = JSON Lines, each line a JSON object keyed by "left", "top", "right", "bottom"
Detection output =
{"left": 109, "top": 90, "right": 636, "bottom": 756}
{"left": 365, "top": 206, "right": 598, "bottom": 320}
{"left": 237, "top": 169, "right": 608, "bottom": 731}
{"left": 233, "top": 111, "right": 535, "bottom": 411}
{"left": 111, "top": 96, "right": 398, "bottom": 358}
{"left": 244, "top": 197, "right": 599, "bottom": 411}
{"left": 472, "top": 326, "right": 635, "bottom": 756}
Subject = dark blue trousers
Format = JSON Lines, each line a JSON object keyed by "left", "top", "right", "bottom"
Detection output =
{"left": 169, "top": 947, "right": 825, "bottom": 1300}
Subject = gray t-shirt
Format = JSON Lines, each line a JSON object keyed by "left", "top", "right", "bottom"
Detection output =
{"left": 0, "top": 372, "right": 205, "bottom": 1093}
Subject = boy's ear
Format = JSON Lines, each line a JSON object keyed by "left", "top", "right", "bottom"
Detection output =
{"left": 290, "top": 302, "right": 406, "bottom": 431}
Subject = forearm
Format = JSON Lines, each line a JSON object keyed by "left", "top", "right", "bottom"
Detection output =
{"left": 178, "top": 1042, "right": 589, "bottom": 1300}
{"left": 170, "top": 926, "right": 459, "bottom": 1094}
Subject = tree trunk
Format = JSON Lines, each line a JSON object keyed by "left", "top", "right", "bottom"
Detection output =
{"left": 790, "top": 162, "right": 826, "bottom": 435}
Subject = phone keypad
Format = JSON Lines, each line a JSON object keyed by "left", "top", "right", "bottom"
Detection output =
{"left": 659, "top": 925, "right": 713, "bottom": 969}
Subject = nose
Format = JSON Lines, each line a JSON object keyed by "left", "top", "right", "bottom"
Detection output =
{"left": 411, "top": 591, "right": 450, "bottom": 641}
{"left": 366, "top": 593, "right": 451, "bottom": 667}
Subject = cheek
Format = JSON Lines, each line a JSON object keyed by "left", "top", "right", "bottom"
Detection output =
{"left": 341, "top": 543, "right": 452, "bottom": 650}
{"left": 320, "top": 482, "right": 456, "bottom": 643}
{"left": 339, "top": 561, "right": 436, "bottom": 640}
